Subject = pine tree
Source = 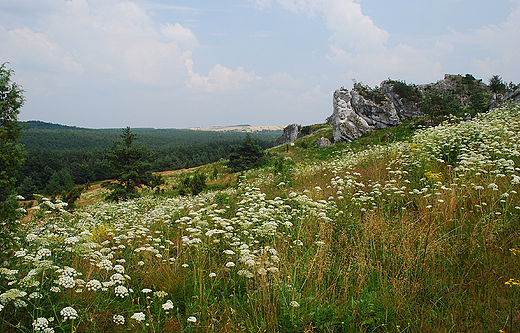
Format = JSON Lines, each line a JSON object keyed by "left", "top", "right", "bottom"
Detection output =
{"left": 102, "top": 127, "right": 160, "bottom": 201}
{"left": 227, "top": 134, "right": 267, "bottom": 172}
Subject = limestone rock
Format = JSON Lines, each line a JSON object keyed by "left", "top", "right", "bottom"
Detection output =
{"left": 316, "top": 137, "right": 331, "bottom": 148}
{"left": 328, "top": 86, "right": 401, "bottom": 143}
{"left": 275, "top": 124, "right": 300, "bottom": 146}
{"left": 503, "top": 87, "right": 520, "bottom": 104}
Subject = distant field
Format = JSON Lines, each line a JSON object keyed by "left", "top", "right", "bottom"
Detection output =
{"left": 188, "top": 125, "right": 286, "bottom": 132}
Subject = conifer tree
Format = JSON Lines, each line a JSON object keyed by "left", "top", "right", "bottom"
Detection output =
{"left": 227, "top": 134, "right": 267, "bottom": 172}
{"left": 102, "top": 127, "right": 160, "bottom": 201}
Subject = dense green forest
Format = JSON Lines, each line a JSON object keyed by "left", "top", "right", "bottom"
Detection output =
{"left": 16, "top": 121, "right": 281, "bottom": 198}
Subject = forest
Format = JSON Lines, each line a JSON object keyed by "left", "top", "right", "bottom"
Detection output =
{"left": 16, "top": 121, "right": 281, "bottom": 198}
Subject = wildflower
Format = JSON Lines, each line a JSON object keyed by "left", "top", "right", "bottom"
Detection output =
{"left": 58, "top": 275, "right": 76, "bottom": 289}
{"left": 162, "top": 300, "right": 174, "bottom": 311}
{"left": 60, "top": 307, "right": 78, "bottom": 320}
{"left": 14, "top": 299, "right": 27, "bottom": 307}
{"left": 181, "top": 263, "right": 189, "bottom": 268}
{"left": 141, "top": 288, "right": 152, "bottom": 294}
{"left": 14, "top": 248, "right": 27, "bottom": 257}
{"left": 223, "top": 250, "right": 235, "bottom": 255}
{"left": 290, "top": 301, "right": 300, "bottom": 308}
{"left": 97, "top": 259, "right": 113, "bottom": 271}
{"left": 110, "top": 273, "right": 125, "bottom": 284}
{"left": 64, "top": 236, "right": 80, "bottom": 245}
{"left": 225, "top": 262, "right": 236, "bottom": 268}
{"left": 113, "top": 314, "right": 125, "bottom": 325}
{"left": 209, "top": 272, "right": 217, "bottom": 278}
{"left": 154, "top": 291, "right": 168, "bottom": 298}
{"left": 86, "top": 279, "right": 102, "bottom": 291}
{"left": 37, "top": 248, "right": 52, "bottom": 258}
{"left": 114, "top": 285, "right": 129, "bottom": 298}
{"left": 137, "top": 261, "right": 145, "bottom": 266}
{"left": 187, "top": 316, "right": 197, "bottom": 323}
{"left": 113, "top": 265, "right": 125, "bottom": 274}
{"left": 131, "top": 312, "right": 145, "bottom": 322}
{"left": 33, "top": 317, "right": 50, "bottom": 331}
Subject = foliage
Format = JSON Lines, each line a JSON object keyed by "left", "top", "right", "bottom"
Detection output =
{"left": 226, "top": 133, "right": 268, "bottom": 172}
{"left": 16, "top": 125, "right": 278, "bottom": 196}
{"left": 102, "top": 127, "right": 159, "bottom": 201}
{"left": 353, "top": 82, "right": 387, "bottom": 105}
{"left": 0, "top": 63, "right": 25, "bottom": 251}
{"left": 61, "top": 186, "right": 85, "bottom": 211}
{"left": 388, "top": 79, "right": 422, "bottom": 103}
{"left": 419, "top": 87, "right": 463, "bottom": 124}
{"left": 489, "top": 75, "right": 507, "bottom": 94}
{"left": 178, "top": 172, "right": 207, "bottom": 196}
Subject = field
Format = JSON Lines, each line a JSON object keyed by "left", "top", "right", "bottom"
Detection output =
{"left": 2, "top": 103, "right": 520, "bottom": 332}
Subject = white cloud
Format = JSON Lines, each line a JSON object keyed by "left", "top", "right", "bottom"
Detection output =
{"left": 0, "top": 0, "right": 199, "bottom": 87}
{"left": 0, "top": 26, "right": 82, "bottom": 73}
{"left": 161, "top": 23, "right": 199, "bottom": 48}
{"left": 444, "top": 2, "right": 520, "bottom": 81}
{"left": 185, "top": 59, "right": 260, "bottom": 93}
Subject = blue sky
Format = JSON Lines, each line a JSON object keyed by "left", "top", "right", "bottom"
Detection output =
{"left": 1, "top": 0, "right": 519, "bottom": 128}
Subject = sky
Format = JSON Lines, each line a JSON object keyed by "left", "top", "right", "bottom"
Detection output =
{"left": 1, "top": 0, "right": 519, "bottom": 128}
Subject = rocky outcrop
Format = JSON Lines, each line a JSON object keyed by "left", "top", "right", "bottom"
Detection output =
{"left": 274, "top": 124, "right": 300, "bottom": 146}
{"left": 328, "top": 74, "right": 519, "bottom": 143}
{"left": 328, "top": 84, "right": 406, "bottom": 143}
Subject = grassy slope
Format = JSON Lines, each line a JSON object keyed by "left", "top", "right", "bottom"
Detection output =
{"left": 3, "top": 106, "right": 520, "bottom": 332}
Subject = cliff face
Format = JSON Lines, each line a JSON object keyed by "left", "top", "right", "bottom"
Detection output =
{"left": 328, "top": 81, "right": 420, "bottom": 143}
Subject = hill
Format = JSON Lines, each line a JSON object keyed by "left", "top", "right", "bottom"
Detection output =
{"left": 19, "top": 121, "right": 282, "bottom": 151}
{"left": 4, "top": 103, "right": 520, "bottom": 332}
{"left": 15, "top": 121, "right": 282, "bottom": 197}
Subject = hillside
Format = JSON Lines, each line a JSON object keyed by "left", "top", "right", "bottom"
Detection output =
{"left": 16, "top": 121, "right": 282, "bottom": 198}
{"left": 3, "top": 104, "right": 520, "bottom": 332}
{"left": 20, "top": 121, "right": 282, "bottom": 151}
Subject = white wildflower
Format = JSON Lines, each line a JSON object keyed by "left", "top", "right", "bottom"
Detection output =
{"left": 162, "top": 300, "right": 174, "bottom": 311}
{"left": 114, "top": 285, "right": 129, "bottom": 298}
{"left": 290, "top": 301, "right": 300, "bottom": 308}
{"left": 113, "top": 314, "right": 125, "bottom": 325}
{"left": 60, "top": 307, "right": 78, "bottom": 320}
{"left": 131, "top": 312, "right": 145, "bottom": 322}
{"left": 85, "top": 279, "right": 102, "bottom": 291}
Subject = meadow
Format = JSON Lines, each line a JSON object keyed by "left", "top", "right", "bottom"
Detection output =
{"left": 1, "top": 103, "right": 520, "bottom": 332}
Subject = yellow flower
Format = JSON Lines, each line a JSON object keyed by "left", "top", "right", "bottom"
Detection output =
{"left": 424, "top": 171, "right": 442, "bottom": 181}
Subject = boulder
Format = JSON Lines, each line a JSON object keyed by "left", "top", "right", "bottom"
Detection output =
{"left": 316, "top": 137, "right": 331, "bottom": 148}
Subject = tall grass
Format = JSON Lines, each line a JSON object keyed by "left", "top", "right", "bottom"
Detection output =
{"left": 1, "top": 104, "right": 520, "bottom": 332}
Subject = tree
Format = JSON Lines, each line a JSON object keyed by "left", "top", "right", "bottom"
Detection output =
{"left": 178, "top": 171, "right": 206, "bottom": 196}
{"left": 0, "top": 63, "right": 25, "bottom": 250}
{"left": 102, "top": 127, "right": 160, "bottom": 201}
{"left": 419, "top": 88, "right": 462, "bottom": 125}
{"left": 227, "top": 134, "right": 267, "bottom": 172}
{"left": 488, "top": 75, "right": 506, "bottom": 94}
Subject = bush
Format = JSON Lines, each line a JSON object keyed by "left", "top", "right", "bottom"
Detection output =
{"left": 178, "top": 172, "right": 207, "bottom": 196}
